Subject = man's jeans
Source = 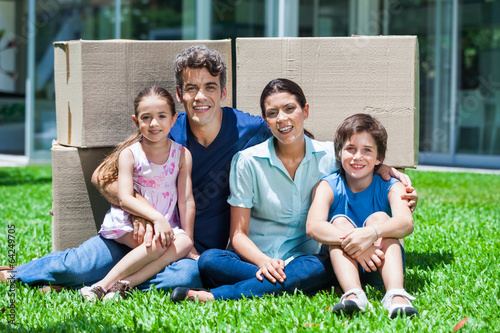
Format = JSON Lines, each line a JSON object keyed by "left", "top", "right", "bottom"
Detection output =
{"left": 14, "top": 235, "right": 202, "bottom": 291}
{"left": 198, "top": 249, "right": 336, "bottom": 300}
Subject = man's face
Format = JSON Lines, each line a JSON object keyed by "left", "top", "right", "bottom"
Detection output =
{"left": 176, "top": 67, "right": 227, "bottom": 128}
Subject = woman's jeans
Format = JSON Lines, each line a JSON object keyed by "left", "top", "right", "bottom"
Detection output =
{"left": 198, "top": 249, "right": 337, "bottom": 300}
{"left": 14, "top": 235, "right": 202, "bottom": 291}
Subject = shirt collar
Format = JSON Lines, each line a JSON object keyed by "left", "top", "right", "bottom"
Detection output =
{"left": 254, "top": 135, "right": 327, "bottom": 166}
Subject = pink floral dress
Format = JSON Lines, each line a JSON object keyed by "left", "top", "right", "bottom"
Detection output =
{"left": 99, "top": 140, "right": 185, "bottom": 239}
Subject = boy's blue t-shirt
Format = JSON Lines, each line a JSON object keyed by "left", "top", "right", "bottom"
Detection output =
{"left": 323, "top": 173, "right": 399, "bottom": 227}
{"left": 169, "top": 107, "right": 271, "bottom": 253}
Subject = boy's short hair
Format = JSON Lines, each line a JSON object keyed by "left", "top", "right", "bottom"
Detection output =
{"left": 334, "top": 113, "right": 388, "bottom": 174}
{"left": 174, "top": 45, "right": 227, "bottom": 93}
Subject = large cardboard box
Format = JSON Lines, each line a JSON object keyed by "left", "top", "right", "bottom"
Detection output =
{"left": 54, "top": 39, "right": 232, "bottom": 148}
{"left": 51, "top": 143, "right": 113, "bottom": 251}
{"left": 236, "top": 36, "right": 419, "bottom": 168}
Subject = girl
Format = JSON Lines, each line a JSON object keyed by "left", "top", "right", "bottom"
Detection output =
{"left": 306, "top": 113, "right": 418, "bottom": 318}
{"left": 80, "top": 86, "right": 195, "bottom": 301}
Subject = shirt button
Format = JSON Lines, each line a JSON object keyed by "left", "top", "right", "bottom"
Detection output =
{"left": 295, "top": 209, "right": 299, "bottom": 212}
{"left": 294, "top": 192, "right": 298, "bottom": 195}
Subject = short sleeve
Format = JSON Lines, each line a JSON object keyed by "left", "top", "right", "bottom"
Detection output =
{"left": 227, "top": 152, "right": 255, "bottom": 208}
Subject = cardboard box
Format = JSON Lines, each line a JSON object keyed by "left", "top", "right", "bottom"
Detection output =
{"left": 235, "top": 36, "right": 419, "bottom": 168}
{"left": 54, "top": 39, "right": 233, "bottom": 148}
{"left": 51, "top": 143, "right": 113, "bottom": 251}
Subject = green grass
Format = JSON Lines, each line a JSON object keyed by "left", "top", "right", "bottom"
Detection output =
{"left": 1, "top": 166, "right": 499, "bottom": 332}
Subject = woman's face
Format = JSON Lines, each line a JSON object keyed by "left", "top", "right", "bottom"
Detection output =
{"left": 263, "top": 91, "right": 309, "bottom": 146}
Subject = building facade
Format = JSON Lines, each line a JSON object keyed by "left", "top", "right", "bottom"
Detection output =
{"left": 0, "top": 0, "right": 499, "bottom": 168}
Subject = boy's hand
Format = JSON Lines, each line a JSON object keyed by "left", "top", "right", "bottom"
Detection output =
{"left": 340, "top": 226, "right": 378, "bottom": 258}
{"left": 355, "top": 245, "right": 385, "bottom": 272}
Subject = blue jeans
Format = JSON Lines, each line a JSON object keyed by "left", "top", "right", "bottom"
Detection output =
{"left": 198, "top": 249, "right": 337, "bottom": 300}
{"left": 14, "top": 235, "right": 202, "bottom": 291}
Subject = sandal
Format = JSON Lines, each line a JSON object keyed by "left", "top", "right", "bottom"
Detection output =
{"left": 332, "top": 288, "right": 372, "bottom": 315}
{"left": 102, "top": 280, "right": 131, "bottom": 302}
{"left": 382, "top": 289, "right": 419, "bottom": 318}
{"left": 80, "top": 285, "right": 106, "bottom": 302}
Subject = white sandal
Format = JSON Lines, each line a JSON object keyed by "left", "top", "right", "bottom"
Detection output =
{"left": 332, "top": 288, "right": 372, "bottom": 315}
{"left": 382, "top": 289, "right": 419, "bottom": 318}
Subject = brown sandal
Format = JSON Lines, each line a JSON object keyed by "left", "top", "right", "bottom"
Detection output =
{"left": 103, "top": 280, "right": 131, "bottom": 302}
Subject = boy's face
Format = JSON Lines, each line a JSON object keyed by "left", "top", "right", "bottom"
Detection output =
{"left": 341, "top": 131, "right": 381, "bottom": 184}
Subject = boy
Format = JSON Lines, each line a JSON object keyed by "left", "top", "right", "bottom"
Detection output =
{"left": 306, "top": 113, "right": 418, "bottom": 318}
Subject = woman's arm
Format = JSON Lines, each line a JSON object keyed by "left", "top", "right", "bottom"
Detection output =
{"left": 306, "top": 181, "right": 345, "bottom": 245}
{"left": 117, "top": 149, "right": 172, "bottom": 248}
{"left": 230, "top": 206, "right": 286, "bottom": 283}
{"left": 176, "top": 147, "right": 196, "bottom": 258}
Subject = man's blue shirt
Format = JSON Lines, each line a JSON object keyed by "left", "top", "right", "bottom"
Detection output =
{"left": 169, "top": 107, "right": 271, "bottom": 252}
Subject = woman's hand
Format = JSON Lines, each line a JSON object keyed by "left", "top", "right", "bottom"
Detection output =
{"left": 355, "top": 245, "right": 385, "bottom": 272}
{"left": 340, "top": 226, "right": 378, "bottom": 258}
{"left": 153, "top": 218, "right": 173, "bottom": 249}
{"left": 256, "top": 258, "right": 286, "bottom": 283}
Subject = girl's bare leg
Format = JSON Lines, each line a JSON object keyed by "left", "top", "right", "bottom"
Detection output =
{"left": 121, "top": 233, "right": 193, "bottom": 288}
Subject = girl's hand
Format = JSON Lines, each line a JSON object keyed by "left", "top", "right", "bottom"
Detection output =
{"left": 355, "top": 245, "right": 385, "bottom": 272}
{"left": 153, "top": 218, "right": 173, "bottom": 249}
{"left": 340, "top": 226, "right": 378, "bottom": 258}
{"left": 256, "top": 258, "right": 286, "bottom": 283}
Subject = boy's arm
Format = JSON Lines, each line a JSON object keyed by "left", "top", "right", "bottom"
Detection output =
{"left": 373, "top": 181, "right": 414, "bottom": 239}
{"left": 341, "top": 182, "right": 414, "bottom": 258}
{"left": 377, "top": 165, "right": 418, "bottom": 211}
{"left": 306, "top": 181, "right": 345, "bottom": 245}
{"left": 176, "top": 147, "right": 197, "bottom": 259}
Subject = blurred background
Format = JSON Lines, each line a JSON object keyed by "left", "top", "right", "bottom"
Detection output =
{"left": 0, "top": 0, "right": 499, "bottom": 169}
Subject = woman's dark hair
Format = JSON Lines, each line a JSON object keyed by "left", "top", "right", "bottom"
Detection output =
{"left": 334, "top": 113, "right": 388, "bottom": 175}
{"left": 98, "top": 86, "right": 176, "bottom": 184}
{"left": 259, "top": 78, "right": 314, "bottom": 139}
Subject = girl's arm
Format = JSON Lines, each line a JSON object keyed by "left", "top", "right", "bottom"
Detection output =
{"left": 176, "top": 146, "right": 196, "bottom": 257}
{"left": 340, "top": 182, "right": 414, "bottom": 257}
{"left": 117, "top": 149, "right": 172, "bottom": 248}
{"left": 306, "top": 181, "right": 345, "bottom": 245}
{"left": 230, "top": 206, "right": 286, "bottom": 283}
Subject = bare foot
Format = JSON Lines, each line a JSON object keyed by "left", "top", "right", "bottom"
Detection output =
{"left": 186, "top": 289, "right": 215, "bottom": 302}
{"left": 0, "top": 269, "right": 12, "bottom": 283}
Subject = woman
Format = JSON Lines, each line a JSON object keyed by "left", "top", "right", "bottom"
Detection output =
{"left": 170, "top": 78, "right": 415, "bottom": 302}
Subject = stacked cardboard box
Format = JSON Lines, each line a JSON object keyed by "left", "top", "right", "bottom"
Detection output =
{"left": 52, "top": 37, "right": 418, "bottom": 251}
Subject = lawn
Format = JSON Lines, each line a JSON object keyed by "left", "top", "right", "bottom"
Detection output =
{"left": 0, "top": 165, "right": 499, "bottom": 332}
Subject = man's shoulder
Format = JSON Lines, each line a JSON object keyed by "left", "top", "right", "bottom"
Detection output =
{"left": 226, "top": 107, "right": 267, "bottom": 127}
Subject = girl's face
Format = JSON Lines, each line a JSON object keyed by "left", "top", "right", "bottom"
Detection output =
{"left": 133, "top": 96, "right": 177, "bottom": 144}
{"left": 341, "top": 131, "right": 381, "bottom": 184}
{"left": 263, "top": 91, "right": 309, "bottom": 146}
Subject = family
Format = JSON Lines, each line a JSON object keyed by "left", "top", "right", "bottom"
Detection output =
{"left": 1, "top": 45, "right": 419, "bottom": 318}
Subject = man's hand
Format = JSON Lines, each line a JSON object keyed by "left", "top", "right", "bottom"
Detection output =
{"left": 133, "top": 216, "right": 154, "bottom": 247}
